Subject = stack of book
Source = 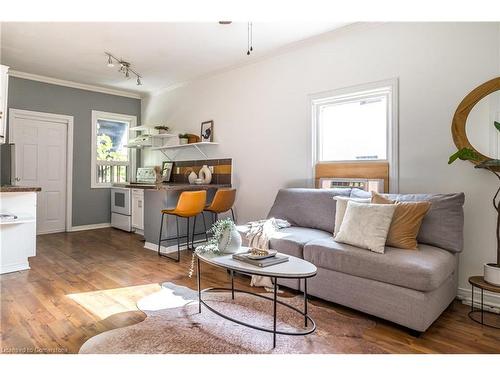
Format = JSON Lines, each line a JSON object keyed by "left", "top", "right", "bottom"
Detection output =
{"left": 232, "top": 251, "right": 289, "bottom": 267}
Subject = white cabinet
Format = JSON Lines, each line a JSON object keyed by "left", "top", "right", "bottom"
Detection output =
{"left": 0, "top": 191, "right": 37, "bottom": 274}
{"left": 0, "top": 65, "right": 9, "bottom": 144}
{"left": 131, "top": 189, "right": 144, "bottom": 231}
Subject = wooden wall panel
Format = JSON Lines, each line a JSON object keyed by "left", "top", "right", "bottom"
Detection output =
{"left": 315, "top": 162, "right": 389, "bottom": 192}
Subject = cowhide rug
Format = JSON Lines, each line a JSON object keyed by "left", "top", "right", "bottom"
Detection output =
{"left": 79, "top": 282, "right": 384, "bottom": 354}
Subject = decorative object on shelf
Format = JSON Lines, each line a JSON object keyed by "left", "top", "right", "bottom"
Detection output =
{"left": 179, "top": 133, "right": 189, "bottom": 145}
{"left": 201, "top": 120, "right": 214, "bottom": 142}
{"left": 161, "top": 161, "right": 173, "bottom": 182}
{"left": 199, "top": 164, "right": 212, "bottom": 184}
{"left": 154, "top": 126, "right": 170, "bottom": 134}
{"left": 186, "top": 133, "right": 201, "bottom": 144}
{"left": 105, "top": 52, "right": 142, "bottom": 86}
{"left": 154, "top": 166, "right": 163, "bottom": 184}
{"left": 188, "top": 218, "right": 240, "bottom": 277}
{"left": 450, "top": 76, "right": 500, "bottom": 286}
{"left": 188, "top": 170, "right": 197, "bottom": 184}
{"left": 194, "top": 178, "right": 204, "bottom": 185}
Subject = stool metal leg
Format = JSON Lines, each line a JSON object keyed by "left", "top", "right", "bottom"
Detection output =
{"left": 157, "top": 213, "right": 165, "bottom": 256}
{"left": 175, "top": 216, "right": 181, "bottom": 262}
{"left": 158, "top": 213, "right": 180, "bottom": 262}
{"left": 231, "top": 208, "right": 235, "bottom": 222}
{"left": 192, "top": 214, "right": 197, "bottom": 250}
{"left": 186, "top": 217, "right": 190, "bottom": 250}
{"left": 201, "top": 212, "right": 208, "bottom": 242}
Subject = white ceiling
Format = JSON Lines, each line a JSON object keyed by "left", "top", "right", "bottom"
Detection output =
{"left": 0, "top": 22, "right": 348, "bottom": 95}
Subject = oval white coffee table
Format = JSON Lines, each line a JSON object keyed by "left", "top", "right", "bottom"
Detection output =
{"left": 196, "top": 247, "right": 317, "bottom": 348}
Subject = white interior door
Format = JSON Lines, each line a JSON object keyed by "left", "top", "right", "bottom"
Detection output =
{"left": 11, "top": 112, "right": 68, "bottom": 234}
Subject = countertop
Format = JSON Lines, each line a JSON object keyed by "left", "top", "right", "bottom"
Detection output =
{"left": 124, "top": 183, "right": 231, "bottom": 191}
{"left": 0, "top": 186, "right": 42, "bottom": 192}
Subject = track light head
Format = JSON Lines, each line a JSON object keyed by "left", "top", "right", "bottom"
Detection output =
{"left": 136, "top": 77, "right": 142, "bottom": 86}
{"left": 125, "top": 69, "right": 130, "bottom": 78}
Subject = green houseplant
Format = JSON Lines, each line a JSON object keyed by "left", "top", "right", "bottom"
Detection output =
{"left": 188, "top": 218, "right": 241, "bottom": 277}
{"left": 449, "top": 120, "right": 500, "bottom": 285}
{"left": 178, "top": 133, "right": 189, "bottom": 145}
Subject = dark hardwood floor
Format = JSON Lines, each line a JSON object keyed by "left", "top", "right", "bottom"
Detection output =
{"left": 1, "top": 228, "right": 499, "bottom": 354}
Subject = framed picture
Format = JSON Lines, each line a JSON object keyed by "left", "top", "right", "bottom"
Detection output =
{"left": 161, "top": 161, "right": 174, "bottom": 182}
{"left": 200, "top": 120, "right": 214, "bottom": 142}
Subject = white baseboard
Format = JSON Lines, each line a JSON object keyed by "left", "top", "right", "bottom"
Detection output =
{"left": 144, "top": 241, "right": 181, "bottom": 254}
{"left": 1, "top": 262, "right": 30, "bottom": 274}
{"left": 69, "top": 223, "right": 111, "bottom": 232}
{"left": 457, "top": 287, "right": 500, "bottom": 313}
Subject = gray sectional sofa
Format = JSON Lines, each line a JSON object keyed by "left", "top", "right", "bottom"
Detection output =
{"left": 238, "top": 188, "right": 465, "bottom": 333}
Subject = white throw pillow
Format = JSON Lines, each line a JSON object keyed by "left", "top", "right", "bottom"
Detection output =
{"left": 334, "top": 200, "right": 396, "bottom": 254}
{"left": 333, "top": 196, "right": 371, "bottom": 235}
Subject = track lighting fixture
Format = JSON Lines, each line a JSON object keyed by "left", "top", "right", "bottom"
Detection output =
{"left": 105, "top": 52, "right": 142, "bottom": 86}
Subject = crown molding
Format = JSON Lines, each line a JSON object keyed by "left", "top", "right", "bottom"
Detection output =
{"left": 8, "top": 70, "right": 143, "bottom": 99}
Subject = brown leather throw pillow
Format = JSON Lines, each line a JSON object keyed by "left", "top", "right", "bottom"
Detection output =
{"left": 371, "top": 192, "right": 431, "bottom": 250}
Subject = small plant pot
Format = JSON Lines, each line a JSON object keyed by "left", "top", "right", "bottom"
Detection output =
{"left": 179, "top": 138, "right": 188, "bottom": 145}
{"left": 484, "top": 263, "right": 500, "bottom": 286}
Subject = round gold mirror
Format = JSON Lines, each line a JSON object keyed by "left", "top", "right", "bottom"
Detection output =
{"left": 451, "top": 77, "right": 500, "bottom": 171}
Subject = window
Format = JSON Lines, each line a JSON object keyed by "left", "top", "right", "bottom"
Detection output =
{"left": 91, "top": 111, "right": 136, "bottom": 188}
{"left": 312, "top": 79, "right": 398, "bottom": 191}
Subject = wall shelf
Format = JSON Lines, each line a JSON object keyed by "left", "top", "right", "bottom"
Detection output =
{"left": 151, "top": 142, "right": 219, "bottom": 160}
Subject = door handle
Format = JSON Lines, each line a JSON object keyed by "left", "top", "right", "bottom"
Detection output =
{"left": 15, "top": 177, "right": 21, "bottom": 182}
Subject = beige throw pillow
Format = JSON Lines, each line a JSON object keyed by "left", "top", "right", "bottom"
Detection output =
{"left": 371, "top": 192, "right": 431, "bottom": 250}
{"left": 333, "top": 196, "right": 371, "bottom": 235}
{"left": 334, "top": 200, "right": 396, "bottom": 254}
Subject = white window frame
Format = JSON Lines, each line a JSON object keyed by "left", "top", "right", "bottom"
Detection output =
{"left": 311, "top": 78, "right": 399, "bottom": 193}
{"left": 91, "top": 110, "right": 137, "bottom": 188}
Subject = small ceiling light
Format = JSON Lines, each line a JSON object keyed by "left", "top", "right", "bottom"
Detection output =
{"left": 125, "top": 68, "right": 130, "bottom": 78}
{"left": 136, "top": 77, "right": 142, "bottom": 86}
{"left": 107, "top": 55, "right": 114, "bottom": 67}
{"left": 219, "top": 21, "right": 232, "bottom": 25}
{"left": 247, "top": 22, "right": 254, "bottom": 56}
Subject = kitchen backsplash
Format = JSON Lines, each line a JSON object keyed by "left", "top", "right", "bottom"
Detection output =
{"left": 171, "top": 158, "right": 232, "bottom": 185}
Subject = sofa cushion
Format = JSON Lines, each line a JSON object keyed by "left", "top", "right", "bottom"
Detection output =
{"left": 350, "top": 189, "right": 465, "bottom": 253}
{"left": 303, "top": 237, "right": 456, "bottom": 292}
{"left": 267, "top": 188, "right": 351, "bottom": 233}
{"left": 237, "top": 225, "right": 331, "bottom": 258}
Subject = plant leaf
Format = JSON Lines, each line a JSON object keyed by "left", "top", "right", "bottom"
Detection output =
{"left": 448, "top": 147, "right": 480, "bottom": 164}
{"left": 495, "top": 121, "right": 500, "bottom": 132}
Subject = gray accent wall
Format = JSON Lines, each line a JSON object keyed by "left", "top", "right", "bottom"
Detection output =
{"left": 0, "top": 77, "right": 141, "bottom": 226}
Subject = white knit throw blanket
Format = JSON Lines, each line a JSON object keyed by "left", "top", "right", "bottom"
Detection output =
{"left": 245, "top": 218, "right": 291, "bottom": 290}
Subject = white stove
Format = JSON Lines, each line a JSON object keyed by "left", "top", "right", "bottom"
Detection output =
{"left": 111, "top": 167, "right": 158, "bottom": 232}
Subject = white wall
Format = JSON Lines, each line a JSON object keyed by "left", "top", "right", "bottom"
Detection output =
{"left": 142, "top": 22, "right": 500, "bottom": 301}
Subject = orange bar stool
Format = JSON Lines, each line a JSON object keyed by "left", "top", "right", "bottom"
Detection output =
{"left": 158, "top": 190, "right": 208, "bottom": 262}
{"left": 204, "top": 188, "right": 237, "bottom": 222}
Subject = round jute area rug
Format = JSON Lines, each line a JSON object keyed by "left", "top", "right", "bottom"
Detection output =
{"left": 79, "top": 282, "right": 384, "bottom": 354}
